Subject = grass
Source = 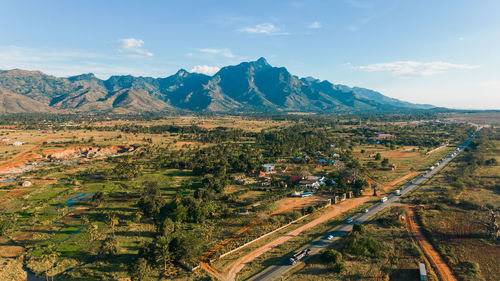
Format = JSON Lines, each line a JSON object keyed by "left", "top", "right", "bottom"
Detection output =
{"left": 404, "top": 131, "right": 500, "bottom": 281}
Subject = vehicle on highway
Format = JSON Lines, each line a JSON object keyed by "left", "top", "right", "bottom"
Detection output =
{"left": 327, "top": 234, "right": 334, "bottom": 240}
{"left": 362, "top": 208, "right": 369, "bottom": 213}
{"left": 289, "top": 248, "right": 311, "bottom": 264}
{"left": 346, "top": 217, "right": 354, "bottom": 223}
{"left": 380, "top": 196, "right": 388, "bottom": 203}
{"left": 395, "top": 189, "right": 401, "bottom": 196}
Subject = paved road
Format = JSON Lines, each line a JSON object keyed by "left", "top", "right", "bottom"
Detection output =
{"left": 249, "top": 128, "right": 480, "bottom": 281}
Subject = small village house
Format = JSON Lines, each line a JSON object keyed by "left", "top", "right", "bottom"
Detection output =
{"left": 262, "top": 164, "right": 275, "bottom": 173}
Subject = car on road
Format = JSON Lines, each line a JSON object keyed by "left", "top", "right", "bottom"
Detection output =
{"left": 380, "top": 196, "right": 388, "bottom": 203}
{"left": 326, "top": 234, "right": 334, "bottom": 240}
{"left": 362, "top": 209, "right": 369, "bottom": 213}
{"left": 346, "top": 217, "right": 354, "bottom": 223}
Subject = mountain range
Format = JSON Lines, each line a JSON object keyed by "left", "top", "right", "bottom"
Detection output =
{"left": 0, "top": 57, "right": 435, "bottom": 114}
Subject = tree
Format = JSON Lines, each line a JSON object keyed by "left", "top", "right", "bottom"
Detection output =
{"left": 375, "top": 153, "right": 381, "bottom": 160}
{"left": 372, "top": 183, "right": 380, "bottom": 196}
{"left": 381, "top": 158, "right": 389, "bottom": 167}
{"left": 320, "top": 249, "right": 344, "bottom": 273}
{"left": 170, "top": 203, "right": 189, "bottom": 223}
{"left": 57, "top": 202, "right": 68, "bottom": 217}
{"left": 91, "top": 191, "right": 104, "bottom": 206}
{"left": 353, "top": 224, "right": 365, "bottom": 233}
{"left": 106, "top": 212, "right": 119, "bottom": 237}
{"left": 99, "top": 237, "right": 118, "bottom": 256}
{"left": 138, "top": 181, "right": 165, "bottom": 219}
{"left": 0, "top": 214, "right": 16, "bottom": 236}
{"left": 320, "top": 249, "right": 342, "bottom": 264}
{"left": 169, "top": 234, "right": 202, "bottom": 262}
{"left": 82, "top": 215, "right": 100, "bottom": 243}
{"left": 40, "top": 244, "right": 59, "bottom": 281}
{"left": 113, "top": 162, "right": 142, "bottom": 179}
{"left": 156, "top": 236, "right": 172, "bottom": 271}
{"left": 128, "top": 258, "right": 150, "bottom": 281}
{"left": 160, "top": 217, "right": 175, "bottom": 236}
{"left": 88, "top": 222, "right": 100, "bottom": 242}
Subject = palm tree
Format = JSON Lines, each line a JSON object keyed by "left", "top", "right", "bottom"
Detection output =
{"left": 40, "top": 244, "right": 59, "bottom": 281}
{"left": 156, "top": 236, "right": 172, "bottom": 271}
{"left": 106, "top": 212, "right": 119, "bottom": 237}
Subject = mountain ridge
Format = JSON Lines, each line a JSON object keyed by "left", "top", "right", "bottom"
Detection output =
{"left": 0, "top": 58, "right": 436, "bottom": 114}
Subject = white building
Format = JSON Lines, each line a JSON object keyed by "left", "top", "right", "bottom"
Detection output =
{"left": 262, "top": 164, "right": 275, "bottom": 173}
{"left": 21, "top": 181, "right": 32, "bottom": 187}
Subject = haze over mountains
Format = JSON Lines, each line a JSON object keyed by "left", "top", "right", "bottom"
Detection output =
{"left": 0, "top": 57, "right": 434, "bottom": 114}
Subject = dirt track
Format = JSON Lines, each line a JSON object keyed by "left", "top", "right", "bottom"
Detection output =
{"left": 210, "top": 195, "right": 373, "bottom": 281}
{"left": 406, "top": 206, "right": 457, "bottom": 281}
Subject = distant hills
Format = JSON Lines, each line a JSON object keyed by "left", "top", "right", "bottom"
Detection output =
{"left": 0, "top": 58, "right": 435, "bottom": 114}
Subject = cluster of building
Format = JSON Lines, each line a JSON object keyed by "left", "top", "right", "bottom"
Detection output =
{"left": 1, "top": 137, "right": 24, "bottom": 146}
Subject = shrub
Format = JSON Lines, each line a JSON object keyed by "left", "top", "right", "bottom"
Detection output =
{"left": 306, "top": 206, "right": 317, "bottom": 214}
{"left": 344, "top": 234, "right": 386, "bottom": 259}
{"left": 288, "top": 210, "right": 303, "bottom": 221}
{"left": 484, "top": 158, "right": 498, "bottom": 165}
{"left": 352, "top": 224, "right": 364, "bottom": 233}
{"left": 457, "top": 261, "right": 484, "bottom": 281}
{"left": 320, "top": 249, "right": 342, "bottom": 264}
{"left": 329, "top": 261, "right": 345, "bottom": 273}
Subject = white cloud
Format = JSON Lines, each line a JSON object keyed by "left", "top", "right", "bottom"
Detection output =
{"left": 0, "top": 45, "right": 162, "bottom": 78}
{"left": 308, "top": 21, "right": 322, "bottom": 29}
{"left": 199, "top": 48, "right": 235, "bottom": 58}
{"left": 117, "top": 38, "right": 154, "bottom": 57}
{"left": 352, "top": 61, "right": 479, "bottom": 77}
{"left": 190, "top": 65, "right": 220, "bottom": 75}
{"left": 458, "top": 37, "right": 465, "bottom": 41}
{"left": 237, "top": 23, "right": 288, "bottom": 35}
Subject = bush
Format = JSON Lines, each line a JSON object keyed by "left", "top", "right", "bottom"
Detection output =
{"left": 306, "top": 206, "right": 317, "bottom": 214}
{"left": 320, "top": 249, "right": 342, "bottom": 264}
{"left": 352, "top": 224, "right": 364, "bottom": 233}
{"left": 484, "top": 158, "right": 498, "bottom": 165}
{"left": 0, "top": 215, "right": 16, "bottom": 236}
{"left": 457, "top": 261, "right": 484, "bottom": 281}
{"left": 344, "top": 233, "right": 386, "bottom": 259}
{"left": 329, "top": 261, "right": 345, "bottom": 273}
{"left": 288, "top": 210, "right": 303, "bottom": 221}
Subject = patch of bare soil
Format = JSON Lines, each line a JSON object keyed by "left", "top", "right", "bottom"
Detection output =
{"left": 406, "top": 206, "right": 457, "bottom": 281}
{"left": 0, "top": 245, "right": 25, "bottom": 258}
{"left": 272, "top": 194, "right": 330, "bottom": 215}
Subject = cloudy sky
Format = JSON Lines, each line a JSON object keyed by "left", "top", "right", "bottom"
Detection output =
{"left": 0, "top": 0, "right": 499, "bottom": 109}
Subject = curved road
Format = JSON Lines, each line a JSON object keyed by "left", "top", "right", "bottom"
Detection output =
{"left": 249, "top": 128, "right": 480, "bottom": 281}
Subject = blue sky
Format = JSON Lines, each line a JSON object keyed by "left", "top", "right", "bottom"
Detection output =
{"left": 1, "top": 0, "right": 499, "bottom": 109}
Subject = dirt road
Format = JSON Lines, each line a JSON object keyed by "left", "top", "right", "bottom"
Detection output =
{"left": 406, "top": 206, "right": 457, "bottom": 281}
{"left": 215, "top": 195, "right": 373, "bottom": 280}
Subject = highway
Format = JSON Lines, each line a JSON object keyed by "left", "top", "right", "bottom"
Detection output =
{"left": 248, "top": 128, "right": 480, "bottom": 281}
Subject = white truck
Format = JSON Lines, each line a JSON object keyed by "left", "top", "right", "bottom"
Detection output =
{"left": 380, "top": 196, "right": 388, "bottom": 203}
{"left": 395, "top": 189, "right": 401, "bottom": 196}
